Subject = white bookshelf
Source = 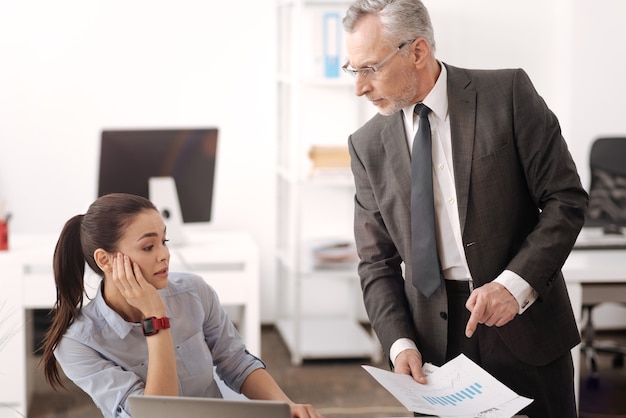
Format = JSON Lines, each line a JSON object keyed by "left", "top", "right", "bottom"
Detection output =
{"left": 275, "top": 0, "right": 380, "bottom": 365}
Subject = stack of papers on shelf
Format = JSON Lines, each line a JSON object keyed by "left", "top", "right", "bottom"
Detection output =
{"left": 363, "top": 354, "right": 532, "bottom": 418}
{"left": 310, "top": 239, "right": 358, "bottom": 270}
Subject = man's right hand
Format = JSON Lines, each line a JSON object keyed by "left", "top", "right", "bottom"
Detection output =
{"left": 393, "top": 349, "right": 428, "bottom": 384}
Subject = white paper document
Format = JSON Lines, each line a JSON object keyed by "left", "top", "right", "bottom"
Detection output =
{"left": 362, "top": 354, "right": 532, "bottom": 418}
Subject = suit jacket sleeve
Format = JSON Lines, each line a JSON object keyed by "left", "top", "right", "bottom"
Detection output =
{"left": 348, "top": 117, "right": 421, "bottom": 358}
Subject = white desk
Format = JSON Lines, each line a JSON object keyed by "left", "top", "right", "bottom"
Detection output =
{"left": 0, "top": 227, "right": 260, "bottom": 417}
{"left": 563, "top": 247, "right": 626, "bottom": 409}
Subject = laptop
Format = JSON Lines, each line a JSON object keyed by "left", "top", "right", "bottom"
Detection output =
{"left": 129, "top": 395, "right": 291, "bottom": 418}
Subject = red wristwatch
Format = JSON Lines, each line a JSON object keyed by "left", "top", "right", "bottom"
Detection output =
{"left": 141, "top": 316, "right": 171, "bottom": 336}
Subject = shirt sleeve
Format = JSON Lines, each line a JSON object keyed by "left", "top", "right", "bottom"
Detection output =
{"left": 494, "top": 269, "right": 538, "bottom": 314}
{"left": 389, "top": 338, "right": 420, "bottom": 367}
{"left": 55, "top": 337, "right": 141, "bottom": 418}
{"left": 195, "top": 276, "right": 265, "bottom": 393}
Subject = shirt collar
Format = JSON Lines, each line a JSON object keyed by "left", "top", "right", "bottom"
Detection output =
{"left": 402, "top": 61, "right": 449, "bottom": 124}
{"left": 93, "top": 283, "right": 136, "bottom": 339}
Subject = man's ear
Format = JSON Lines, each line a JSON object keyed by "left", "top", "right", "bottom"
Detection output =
{"left": 411, "top": 37, "right": 431, "bottom": 69}
{"left": 94, "top": 248, "right": 113, "bottom": 274}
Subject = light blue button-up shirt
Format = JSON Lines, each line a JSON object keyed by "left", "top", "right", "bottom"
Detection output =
{"left": 54, "top": 272, "right": 265, "bottom": 418}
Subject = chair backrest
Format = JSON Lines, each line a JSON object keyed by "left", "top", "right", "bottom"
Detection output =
{"left": 589, "top": 137, "right": 626, "bottom": 176}
{"left": 586, "top": 137, "right": 626, "bottom": 227}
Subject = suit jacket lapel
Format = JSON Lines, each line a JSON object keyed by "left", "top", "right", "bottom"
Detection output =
{"left": 446, "top": 64, "right": 476, "bottom": 233}
{"left": 381, "top": 112, "right": 412, "bottom": 209}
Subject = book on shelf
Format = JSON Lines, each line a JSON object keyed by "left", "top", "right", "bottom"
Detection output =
{"left": 308, "top": 145, "right": 350, "bottom": 169}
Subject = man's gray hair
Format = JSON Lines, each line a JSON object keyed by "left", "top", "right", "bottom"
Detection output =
{"left": 343, "top": 0, "right": 436, "bottom": 52}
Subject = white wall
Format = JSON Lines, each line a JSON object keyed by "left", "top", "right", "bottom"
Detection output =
{"left": 569, "top": 0, "right": 626, "bottom": 185}
{"left": 1, "top": 0, "right": 625, "bottom": 325}
{"left": 0, "top": 1, "right": 279, "bottom": 321}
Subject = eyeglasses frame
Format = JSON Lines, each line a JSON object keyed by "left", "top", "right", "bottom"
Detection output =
{"left": 342, "top": 38, "right": 416, "bottom": 79}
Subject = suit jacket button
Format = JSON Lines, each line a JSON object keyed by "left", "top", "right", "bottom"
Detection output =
{"left": 440, "top": 312, "right": 448, "bottom": 320}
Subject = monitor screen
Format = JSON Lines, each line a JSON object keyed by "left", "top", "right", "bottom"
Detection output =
{"left": 98, "top": 128, "right": 218, "bottom": 223}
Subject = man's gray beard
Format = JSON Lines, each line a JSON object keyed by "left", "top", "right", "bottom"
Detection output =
{"left": 373, "top": 72, "right": 420, "bottom": 116}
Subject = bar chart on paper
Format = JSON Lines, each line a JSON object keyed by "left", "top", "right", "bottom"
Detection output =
{"left": 363, "top": 354, "right": 533, "bottom": 417}
{"left": 423, "top": 382, "right": 484, "bottom": 407}
{"left": 413, "top": 367, "right": 506, "bottom": 414}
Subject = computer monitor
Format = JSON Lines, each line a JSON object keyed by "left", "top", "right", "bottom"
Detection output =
{"left": 98, "top": 129, "right": 218, "bottom": 240}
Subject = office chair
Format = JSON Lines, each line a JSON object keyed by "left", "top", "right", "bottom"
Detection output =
{"left": 580, "top": 137, "right": 626, "bottom": 387}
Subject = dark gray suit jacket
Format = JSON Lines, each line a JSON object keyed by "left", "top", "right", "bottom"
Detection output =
{"left": 348, "top": 64, "right": 588, "bottom": 367}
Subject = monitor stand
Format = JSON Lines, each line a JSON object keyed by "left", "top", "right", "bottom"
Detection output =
{"left": 149, "top": 177, "right": 187, "bottom": 246}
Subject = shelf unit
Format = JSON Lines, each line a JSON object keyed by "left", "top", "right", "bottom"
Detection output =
{"left": 275, "top": 0, "right": 381, "bottom": 365}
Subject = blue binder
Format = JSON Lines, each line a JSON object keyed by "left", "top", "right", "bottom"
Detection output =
{"left": 323, "top": 12, "right": 341, "bottom": 78}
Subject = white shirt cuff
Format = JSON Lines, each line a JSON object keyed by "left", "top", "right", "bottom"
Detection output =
{"left": 389, "top": 338, "right": 419, "bottom": 366}
{"left": 494, "top": 269, "right": 538, "bottom": 314}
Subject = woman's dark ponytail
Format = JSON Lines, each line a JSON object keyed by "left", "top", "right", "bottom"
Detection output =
{"left": 41, "top": 214, "right": 86, "bottom": 389}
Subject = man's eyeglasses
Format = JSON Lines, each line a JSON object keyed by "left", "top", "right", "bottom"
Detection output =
{"left": 342, "top": 39, "right": 416, "bottom": 79}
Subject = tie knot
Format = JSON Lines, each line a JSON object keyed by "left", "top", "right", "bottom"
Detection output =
{"left": 414, "top": 103, "right": 431, "bottom": 119}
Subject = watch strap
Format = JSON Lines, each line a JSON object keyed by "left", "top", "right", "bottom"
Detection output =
{"left": 141, "top": 316, "right": 171, "bottom": 336}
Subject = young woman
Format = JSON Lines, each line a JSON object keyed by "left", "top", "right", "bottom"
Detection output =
{"left": 40, "top": 193, "right": 323, "bottom": 418}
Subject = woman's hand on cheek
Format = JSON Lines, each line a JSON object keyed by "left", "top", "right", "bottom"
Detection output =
{"left": 112, "top": 253, "right": 165, "bottom": 317}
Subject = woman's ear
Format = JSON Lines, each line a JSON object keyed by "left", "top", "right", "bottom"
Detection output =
{"left": 94, "top": 248, "right": 113, "bottom": 274}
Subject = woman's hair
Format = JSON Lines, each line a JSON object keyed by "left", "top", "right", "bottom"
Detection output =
{"left": 40, "top": 193, "right": 157, "bottom": 389}
{"left": 342, "top": 0, "right": 436, "bottom": 52}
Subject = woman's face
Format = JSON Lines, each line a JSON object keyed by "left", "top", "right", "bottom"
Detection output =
{"left": 115, "top": 209, "right": 170, "bottom": 289}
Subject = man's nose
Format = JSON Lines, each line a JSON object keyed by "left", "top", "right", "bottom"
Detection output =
{"left": 354, "top": 75, "right": 371, "bottom": 97}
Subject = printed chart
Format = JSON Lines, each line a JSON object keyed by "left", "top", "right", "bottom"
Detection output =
{"left": 423, "top": 381, "right": 484, "bottom": 407}
{"left": 363, "top": 354, "right": 532, "bottom": 417}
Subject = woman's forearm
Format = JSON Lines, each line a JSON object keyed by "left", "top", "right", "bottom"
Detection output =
{"left": 240, "top": 368, "right": 293, "bottom": 404}
{"left": 143, "top": 329, "right": 179, "bottom": 396}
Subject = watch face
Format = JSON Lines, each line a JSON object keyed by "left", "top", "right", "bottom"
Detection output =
{"left": 142, "top": 318, "right": 155, "bottom": 335}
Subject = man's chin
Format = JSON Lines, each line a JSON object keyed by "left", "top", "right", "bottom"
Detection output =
{"left": 377, "top": 106, "right": 400, "bottom": 116}
{"left": 367, "top": 97, "right": 402, "bottom": 116}
{"left": 373, "top": 103, "right": 391, "bottom": 116}
{"left": 371, "top": 100, "right": 402, "bottom": 116}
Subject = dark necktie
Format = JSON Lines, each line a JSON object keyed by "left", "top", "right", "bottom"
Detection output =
{"left": 411, "top": 103, "right": 442, "bottom": 297}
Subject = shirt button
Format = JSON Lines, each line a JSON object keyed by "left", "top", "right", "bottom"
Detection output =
{"left": 448, "top": 197, "right": 455, "bottom": 204}
{"left": 440, "top": 312, "right": 448, "bottom": 320}
{"left": 438, "top": 163, "right": 444, "bottom": 170}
